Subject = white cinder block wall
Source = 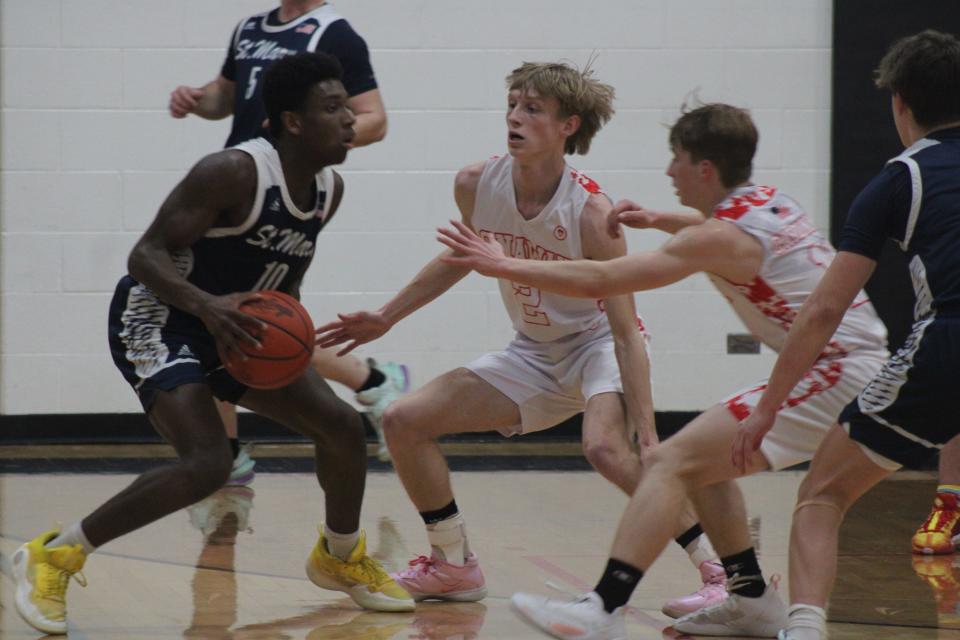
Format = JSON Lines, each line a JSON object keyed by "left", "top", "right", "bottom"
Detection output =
{"left": 0, "top": 0, "right": 832, "bottom": 415}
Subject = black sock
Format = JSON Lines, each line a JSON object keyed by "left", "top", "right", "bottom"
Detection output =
{"left": 357, "top": 366, "right": 386, "bottom": 392}
{"left": 229, "top": 438, "right": 240, "bottom": 460}
{"left": 593, "top": 558, "right": 643, "bottom": 613}
{"left": 420, "top": 500, "right": 459, "bottom": 525}
{"left": 674, "top": 523, "right": 704, "bottom": 549}
{"left": 721, "top": 547, "right": 765, "bottom": 598}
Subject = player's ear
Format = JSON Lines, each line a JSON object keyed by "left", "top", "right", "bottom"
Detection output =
{"left": 698, "top": 159, "right": 714, "bottom": 181}
{"left": 562, "top": 114, "right": 582, "bottom": 138}
{"left": 281, "top": 110, "right": 302, "bottom": 136}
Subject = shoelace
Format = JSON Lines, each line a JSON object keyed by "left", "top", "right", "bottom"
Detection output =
{"left": 684, "top": 573, "right": 770, "bottom": 622}
{"left": 920, "top": 504, "right": 960, "bottom": 534}
{"left": 355, "top": 556, "right": 394, "bottom": 588}
{"left": 39, "top": 563, "right": 86, "bottom": 602}
{"left": 405, "top": 555, "right": 437, "bottom": 575}
{"left": 543, "top": 582, "right": 605, "bottom": 611}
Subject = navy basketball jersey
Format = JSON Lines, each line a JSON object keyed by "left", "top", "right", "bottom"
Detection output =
{"left": 118, "top": 137, "right": 334, "bottom": 340}
{"left": 222, "top": 3, "right": 377, "bottom": 146}
{"left": 186, "top": 137, "right": 333, "bottom": 299}
{"left": 841, "top": 126, "right": 960, "bottom": 320}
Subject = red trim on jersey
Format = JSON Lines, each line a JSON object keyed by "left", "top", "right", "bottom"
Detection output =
{"left": 727, "top": 394, "right": 757, "bottom": 421}
{"left": 570, "top": 170, "right": 603, "bottom": 194}
{"left": 714, "top": 185, "right": 777, "bottom": 221}
{"left": 725, "top": 358, "right": 845, "bottom": 423}
{"left": 729, "top": 275, "right": 850, "bottom": 360}
{"left": 736, "top": 277, "right": 794, "bottom": 328}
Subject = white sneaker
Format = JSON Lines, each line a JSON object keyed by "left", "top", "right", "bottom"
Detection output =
{"left": 356, "top": 360, "right": 410, "bottom": 462}
{"left": 227, "top": 443, "right": 256, "bottom": 486}
{"left": 187, "top": 486, "right": 255, "bottom": 540}
{"left": 673, "top": 576, "right": 788, "bottom": 637}
{"left": 511, "top": 591, "right": 627, "bottom": 640}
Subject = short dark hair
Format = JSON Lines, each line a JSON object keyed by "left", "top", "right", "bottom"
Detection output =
{"left": 262, "top": 52, "right": 344, "bottom": 137}
{"left": 669, "top": 103, "right": 757, "bottom": 188}
{"left": 875, "top": 30, "right": 960, "bottom": 128}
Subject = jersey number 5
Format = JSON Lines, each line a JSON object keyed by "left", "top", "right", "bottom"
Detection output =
{"left": 245, "top": 66, "right": 263, "bottom": 100}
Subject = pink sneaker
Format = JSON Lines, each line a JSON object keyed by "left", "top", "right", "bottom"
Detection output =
{"left": 391, "top": 551, "right": 487, "bottom": 602}
{"left": 661, "top": 560, "right": 728, "bottom": 618}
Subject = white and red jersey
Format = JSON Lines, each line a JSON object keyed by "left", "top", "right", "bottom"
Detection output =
{"left": 473, "top": 154, "right": 608, "bottom": 342}
{"left": 708, "top": 185, "right": 887, "bottom": 358}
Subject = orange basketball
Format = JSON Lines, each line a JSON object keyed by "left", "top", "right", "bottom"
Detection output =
{"left": 219, "top": 291, "right": 315, "bottom": 389}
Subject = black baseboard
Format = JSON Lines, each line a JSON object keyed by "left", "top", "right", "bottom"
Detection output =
{"left": 0, "top": 411, "right": 699, "bottom": 444}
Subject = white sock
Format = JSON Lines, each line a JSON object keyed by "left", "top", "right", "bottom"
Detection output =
{"left": 785, "top": 603, "right": 827, "bottom": 640}
{"left": 684, "top": 532, "right": 717, "bottom": 569}
{"left": 47, "top": 521, "right": 96, "bottom": 555}
{"left": 427, "top": 513, "right": 469, "bottom": 566}
{"left": 325, "top": 526, "right": 361, "bottom": 561}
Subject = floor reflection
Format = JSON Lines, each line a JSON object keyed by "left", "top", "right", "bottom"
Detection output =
{"left": 184, "top": 486, "right": 255, "bottom": 639}
{"left": 914, "top": 555, "right": 960, "bottom": 630}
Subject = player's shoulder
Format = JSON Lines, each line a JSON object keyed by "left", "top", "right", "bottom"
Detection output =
{"left": 188, "top": 149, "right": 257, "bottom": 191}
{"left": 582, "top": 191, "right": 613, "bottom": 215}
{"left": 454, "top": 160, "right": 488, "bottom": 193}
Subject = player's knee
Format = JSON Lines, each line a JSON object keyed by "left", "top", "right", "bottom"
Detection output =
{"left": 795, "top": 474, "right": 850, "bottom": 515}
{"left": 183, "top": 449, "right": 232, "bottom": 498}
{"left": 644, "top": 443, "right": 692, "bottom": 484}
{"left": 582, "top": 438, "right": 621, "bottom": 476}
{"left": 381, "top": 399, "right": 421, "bottom": 446}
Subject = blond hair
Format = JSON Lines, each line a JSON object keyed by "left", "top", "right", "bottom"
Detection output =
{"left": 506, "top": 61, "right": 615, "bottom": 155}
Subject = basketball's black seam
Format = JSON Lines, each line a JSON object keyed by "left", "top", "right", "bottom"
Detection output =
{"left": 262, "top": 317, "right": 313, "bottom": 352}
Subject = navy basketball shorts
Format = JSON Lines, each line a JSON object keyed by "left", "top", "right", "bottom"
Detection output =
{"left": 107, "top": 276, "right": 247, "bottom": 412}
{"left": 840, "top": 315, "right": 960, "bottom": 468}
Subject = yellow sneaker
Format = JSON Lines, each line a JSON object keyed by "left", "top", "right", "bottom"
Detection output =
{"left": 12, "top": 529, "right": 88, "bottom": 635}
{"left": 306, "top": 525, "right": 414, "bottom": 612}
{"left": 913, "top": 493, "right": 960, "bottom": 555}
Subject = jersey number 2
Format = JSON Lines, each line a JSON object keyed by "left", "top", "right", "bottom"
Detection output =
{"left": 513, "top": 282, "right": 550, "bottom": 326}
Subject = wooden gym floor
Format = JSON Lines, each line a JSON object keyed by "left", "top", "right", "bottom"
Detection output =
{"left": 0, "top": 445, "right": 955, "bottom": 639}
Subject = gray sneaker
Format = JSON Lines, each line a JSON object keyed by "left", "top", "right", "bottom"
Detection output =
{"left": 356, "top": 359, "right": 410, "bottom": 462}
{"left": 673, "top": 576, "right": 788, "bottom": 637}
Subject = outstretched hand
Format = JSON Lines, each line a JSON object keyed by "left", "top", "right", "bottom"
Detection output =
{"left": 731, "top": 407, "right": 776, "bottom": 474}
{"left": 315, "top": 310, "right": 392, "bottom": 356}
{"left": 437, "top": 220, "right": 507, "bottom": 276}
{"left": 607, "top": 199, "right": 661, "bottom": 237}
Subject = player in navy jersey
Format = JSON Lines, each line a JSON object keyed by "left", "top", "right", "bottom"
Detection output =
{"left": 170, "top": 0, "right": 406, "bottom": 470}
{"left": 733, "top": 30, "right": 960, "bottom": 640}
{"left": 170, "top": 1, "right": 385, "bottom": 147}
{"left": 11, "top": 53, "right": 412, "bottom": 637}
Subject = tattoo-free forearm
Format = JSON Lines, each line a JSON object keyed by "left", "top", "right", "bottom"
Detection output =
{"left": 379, "top": 253, "right": 471, "bottom": 326}
{"left": 192, "top": 78, "right": 234, "bottom": 120}
{"left": 492, "top": 256, "right": 637, "bottom": 299}
{"left": 128, "top": 242, "right": 214, "bottom": 318}
{"left": 351, "top": 112, "right": 387, "bottom": 147}
{"left": 654, "top": 211, "right": 707, "bottom": 234}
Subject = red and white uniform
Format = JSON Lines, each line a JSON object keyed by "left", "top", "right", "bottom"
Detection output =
{"left": 465, "top": 155, "right": 642, "bottom": 434}
{"left": 473, "top": 154, "right": 608, "bottom": 342}
{"left": 712, "top": 186, "right": 889, "bottom": 469}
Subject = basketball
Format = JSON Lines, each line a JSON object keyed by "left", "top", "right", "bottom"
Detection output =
{"left": 219, "top": 291, "right": 316, "bottom": 389}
